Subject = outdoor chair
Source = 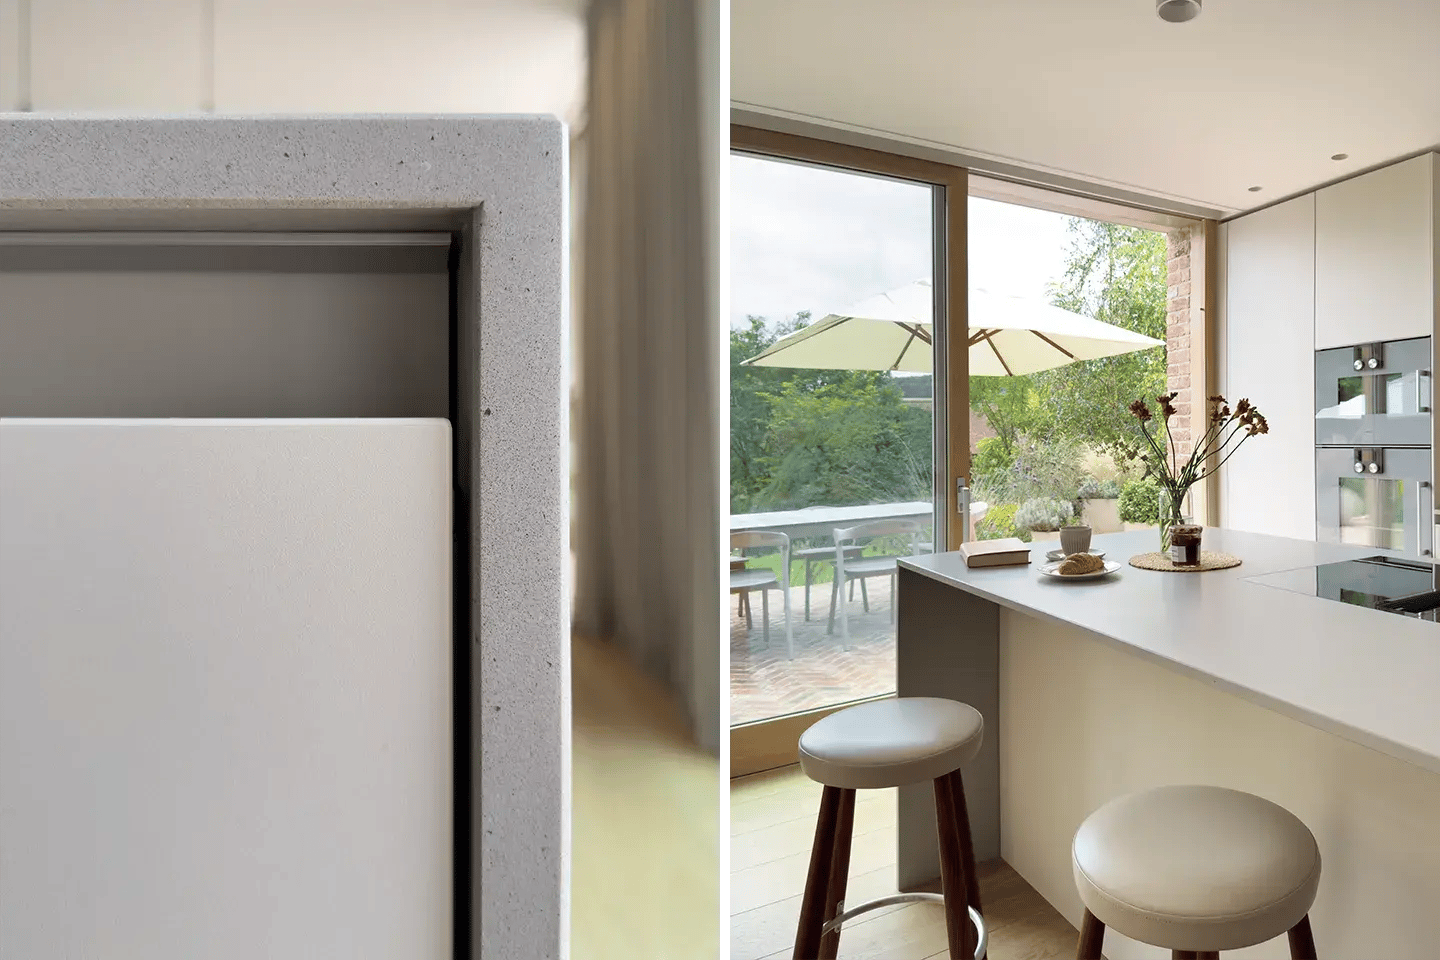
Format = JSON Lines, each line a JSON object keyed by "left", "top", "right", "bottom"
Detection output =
{"left": 829, "top": 518, "right": 924, "bottom": 647}
{"left": 730, "top": 529, "right": 794, "bottom": 659}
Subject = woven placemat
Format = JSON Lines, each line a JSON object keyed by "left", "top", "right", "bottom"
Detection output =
{"left": 1129, "top": 551, "right": 1241, "bottom": 572}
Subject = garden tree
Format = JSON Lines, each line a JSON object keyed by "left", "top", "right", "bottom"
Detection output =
{"left": 968, "top": 374, "right": 1041, "bottom": 460}
{"left": 730, "top": 311, "right": 933, "bottom": 512}
{"left": 757, "top": 377, "right": 932, "bottom": 510}
{"left": 1029, "top": 219, "right": 1169, "bottom": 467}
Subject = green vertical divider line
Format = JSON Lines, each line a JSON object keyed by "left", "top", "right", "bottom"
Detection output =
{"left": 717, "top": 0, "right": 731, "bottom": 955}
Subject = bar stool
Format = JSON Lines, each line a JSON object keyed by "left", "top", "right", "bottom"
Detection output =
{"left": 1072, "top": 785, "right": 1321, "bottom": 960}
{"left": 793, "top": 697, "right": 987, "bottom": 960}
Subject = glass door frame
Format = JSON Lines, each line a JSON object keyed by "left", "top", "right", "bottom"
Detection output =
{"left": 728, "top": 124, "right": 971, "bottom": 777}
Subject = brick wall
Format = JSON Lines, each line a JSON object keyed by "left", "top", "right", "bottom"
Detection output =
{"left": 1165, "top": 227, "right": 1194, "bottom": 463}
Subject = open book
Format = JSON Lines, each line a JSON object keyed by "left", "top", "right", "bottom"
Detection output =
{"left": 959, "top": 537, "right": 1031, "bottom": 568}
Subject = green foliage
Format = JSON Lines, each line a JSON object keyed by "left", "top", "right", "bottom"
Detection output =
{"left": 1014, "top": 497, "right": 1075, "bottom": 533}
{"left": 969, "top": 376, "right": 1041, "bottom": 459}
{"left": 972, "top": 436, "right": 1014, "bottom": 481}
{"left": 1118, "top": 477, "right": 1162, "bottom": 525}
{"left": 1077, "top": 476, "right": 1123, "bottom": 500}
{"left": 730, "top": 312, "right": 933, "bottom": 513}
{"left": 974, "top": 502, "right": 1022, "bottom": 541}
{"left": 1020, "top": 220, "right": 1169, "bottom": 466}
{"left": 973, "top": 434, "right": 1086, "bottom": 506}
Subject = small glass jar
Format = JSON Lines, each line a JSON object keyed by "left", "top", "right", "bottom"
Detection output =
{"left": 1169, "top": 524, "right": 1203, "bottom": 566}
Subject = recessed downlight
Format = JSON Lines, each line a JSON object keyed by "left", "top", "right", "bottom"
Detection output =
{"left": 1248, "top": 186, "right": 1263, "bottom": 192}
{"left": 1331, "top": 153, "right": 1349, "bottom": 161}
{"left": 1156, "top": 0, "right": 1201, "bottom": 22}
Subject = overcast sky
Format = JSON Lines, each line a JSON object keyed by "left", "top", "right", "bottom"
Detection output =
{"left": 730, "top": 152, "right": 1076, "bottom": 328}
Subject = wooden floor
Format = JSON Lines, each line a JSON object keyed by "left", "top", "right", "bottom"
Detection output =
{"left": 571, "top": 633, "right": 721, "bottom": 960}
{"left": 731, "top": 765, "right": 1079, "bottom": 960}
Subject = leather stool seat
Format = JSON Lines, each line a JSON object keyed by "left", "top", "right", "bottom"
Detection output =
{"left": 1072, "top": 784, "right": 1321, "bottom": 954}
{"left": 799, "top": 697, "right": 983, "bottom": 790}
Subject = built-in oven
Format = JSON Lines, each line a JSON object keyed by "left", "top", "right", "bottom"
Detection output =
{"left": 1316, "top": 337, "right": 1431, "bottom": 447}
{"left": 1316, "top": 446, "right": 1432, "bottom": 557}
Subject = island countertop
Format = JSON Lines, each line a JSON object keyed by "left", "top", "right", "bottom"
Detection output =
{"left": 899, "top": 528, "right": 1440, "bottom": 777}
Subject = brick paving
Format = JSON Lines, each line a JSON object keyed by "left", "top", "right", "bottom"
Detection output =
{"left": 729, "top": 577, "right": 898, "bottom": 726}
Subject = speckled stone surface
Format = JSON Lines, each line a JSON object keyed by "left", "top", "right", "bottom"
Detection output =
{"left": 0, "top": 116, "right": 569, "bottom": 959}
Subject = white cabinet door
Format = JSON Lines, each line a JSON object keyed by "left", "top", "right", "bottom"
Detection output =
{"left": 1315, "top": 153, "right": 1437, "bottom": 349}
{"left": 0, "top": 419, "right": 452, "bottom": 960}
{"left": 1224, "top": 193, "right": 1317, "bottom": 540}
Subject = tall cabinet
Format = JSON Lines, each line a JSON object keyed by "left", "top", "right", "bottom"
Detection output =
{"left": 1223, "top": 152, "right": 1440, "bottom": 538}
{"left": 1223, "top": 194, "right": 1317, "bottom": 540}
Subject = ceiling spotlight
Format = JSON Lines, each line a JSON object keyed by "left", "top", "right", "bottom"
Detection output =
{"left": 1331, "top": 153, "right": 1349, "bottom": 161}
{"left": 1156, "top": 0, "right": 1201, "bottom": 22}
{"left": 1248, "top": 186, "right": 1263, "bottom": 192}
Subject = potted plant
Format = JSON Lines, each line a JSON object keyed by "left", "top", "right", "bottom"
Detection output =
{"left": 1014, "top": 496, "right": 1074, "bottom": 543}
{"left": 1077, "top": 476, "right": 1123, "bottom": 533}
{"left": 1128, "top": 392, "right": 1270, "bottom": 555}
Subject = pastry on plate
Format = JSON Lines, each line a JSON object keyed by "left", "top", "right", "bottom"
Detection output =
{"left": 1057, "top": 553, "right": 1105, "bottom": 576}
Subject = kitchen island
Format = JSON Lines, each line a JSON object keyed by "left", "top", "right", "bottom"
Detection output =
{"left": 897, "top": 528, "right": 1440, "bottom": 960}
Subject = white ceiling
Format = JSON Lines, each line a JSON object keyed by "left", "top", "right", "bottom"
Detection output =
{"left": 731, "top": 0, "right": 1440, "bottom": 217}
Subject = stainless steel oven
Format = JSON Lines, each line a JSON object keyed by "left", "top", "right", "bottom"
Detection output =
{"left": 1316, "top": 446, "right": 1432, "bottom": 556}
{"left": 1317, "top": 337, "right": 1433, "bottom": 556}
{"left": 1316, "top": 337, "right": 1431, "bottom": 447}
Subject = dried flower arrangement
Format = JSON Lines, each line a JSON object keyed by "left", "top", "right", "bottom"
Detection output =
{"left": 1128, "top": 392, "right": 1270, "bottom": 549}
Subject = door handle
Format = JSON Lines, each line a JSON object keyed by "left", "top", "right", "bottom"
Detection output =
{"left": 1420, "top": 481, "right": 1433, "bottom": 557}
{"left": 1418, "top": 371, "right": 1431, "bottom": 415}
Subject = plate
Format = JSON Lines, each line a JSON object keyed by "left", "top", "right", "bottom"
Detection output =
{"left": 1040, "top": 559, "right": 1121, "bottom": 581}
{"left": 1045, "top": 548, "right": 1106, "bottom": 562}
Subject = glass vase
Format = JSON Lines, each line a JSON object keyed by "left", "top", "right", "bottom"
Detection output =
{"left": 1158, "top": 485, "right": 1194, "bottom": 553}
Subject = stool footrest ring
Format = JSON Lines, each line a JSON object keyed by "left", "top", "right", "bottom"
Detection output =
{"left": 820, "top": 894, "right": 987, "bottom": 959}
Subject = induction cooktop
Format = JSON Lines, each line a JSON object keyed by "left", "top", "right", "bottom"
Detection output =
{"left": 1245, "top": 555, "right": 1440, "bottom": 619}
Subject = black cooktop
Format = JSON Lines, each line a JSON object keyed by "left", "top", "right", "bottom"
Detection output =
{"left": 1246, "top": 555, "right": 1440, "bottom": 619}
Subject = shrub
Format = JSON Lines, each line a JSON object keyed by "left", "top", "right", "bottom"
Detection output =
{"left": 972, "top": 434, "right": 1086, "bottom": 506}
{"left": 1077, "top": 475, "right": 1123, "bottom": 500}
{"left": 975, "top": 502, "right": 1024, "bottom": 541}
{"left": 972, "top": 436, "right": 1013, "bottom": 481}
{"left": 1118, "top": 478, "right": 1161, "bottom": 525}
{"left": 1014, "top": 497, "right": 1075, "bottom": 533}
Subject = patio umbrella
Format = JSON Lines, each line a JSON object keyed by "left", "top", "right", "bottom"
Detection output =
{"left": 741, "top": 279, "right": 1164, "bottom": 376}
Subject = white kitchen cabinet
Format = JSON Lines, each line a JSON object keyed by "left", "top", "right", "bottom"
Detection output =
{"left": 0, "top": 419, "right": 453, "bottom": 959}
{"left": 1315, "top": 152, "right": 1438, "bottom": 349}
{"left": 1223, "top": 193, "right": 1317, "bottom": 540}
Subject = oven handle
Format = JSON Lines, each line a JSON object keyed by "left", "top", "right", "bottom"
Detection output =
{"left": 1421, "top": 480, "right": 1434, "bottom": 557}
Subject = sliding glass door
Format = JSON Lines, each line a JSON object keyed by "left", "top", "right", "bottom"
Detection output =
{"left": 728, "top": 129, "right": 968, "bottom": 774}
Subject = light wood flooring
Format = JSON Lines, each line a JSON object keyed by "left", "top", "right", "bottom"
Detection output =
{"left": 731, "top": 765, "right": 1079, "bottom": 960}
{"left": 571, "top": 633, "right": 721, "bottom": 960}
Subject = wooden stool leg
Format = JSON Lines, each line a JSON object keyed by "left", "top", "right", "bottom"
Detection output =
{"left": 941, "top": 769, "right": 984, "bottom": 923}
{"left": 934, "top": 774, "right": 977, "bottom": 959}
{"left": 816, "top": 788, "right": 856, "bottom": 960}
{"left": 794, "top": 786, "right": 843, "bottom": 960}
{"left": 1287, "top": 914, "right": 1317, "bottom": 960}
{"left": 1077, "top": 909, "right": 1105, "bottom": 960}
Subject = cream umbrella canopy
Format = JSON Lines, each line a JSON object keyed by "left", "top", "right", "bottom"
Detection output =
{"left": 741, "top": 279, "right": 1164, "bottom": 375}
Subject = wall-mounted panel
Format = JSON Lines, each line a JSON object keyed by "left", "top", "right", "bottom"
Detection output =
{"left": 1224, "top": 192, "right": 1316, "bottom": 539}
{"left": 30, "top": 0, "right": 206, "bottom": 110}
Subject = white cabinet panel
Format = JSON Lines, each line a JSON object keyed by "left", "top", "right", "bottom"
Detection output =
{"left": 1224, "top": 193, "right": 1317, "bottom": 540}
{"left": 1315, "top": 153, "right": 1437, "bottom": 349}
{"left": 0, "top": 419, "right": 452, "bottom": 959}
{"left": 30, "top": 0, "right": 206, "bottom": 110}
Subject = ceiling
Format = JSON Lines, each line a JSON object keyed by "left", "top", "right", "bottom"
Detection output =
{"left": 731, "top": 0, "right": 1440, "bottom": 217}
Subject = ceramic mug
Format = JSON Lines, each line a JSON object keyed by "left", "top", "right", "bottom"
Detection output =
{"left": 1059, "top": 524, "right": 1092, "bottom": 556}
